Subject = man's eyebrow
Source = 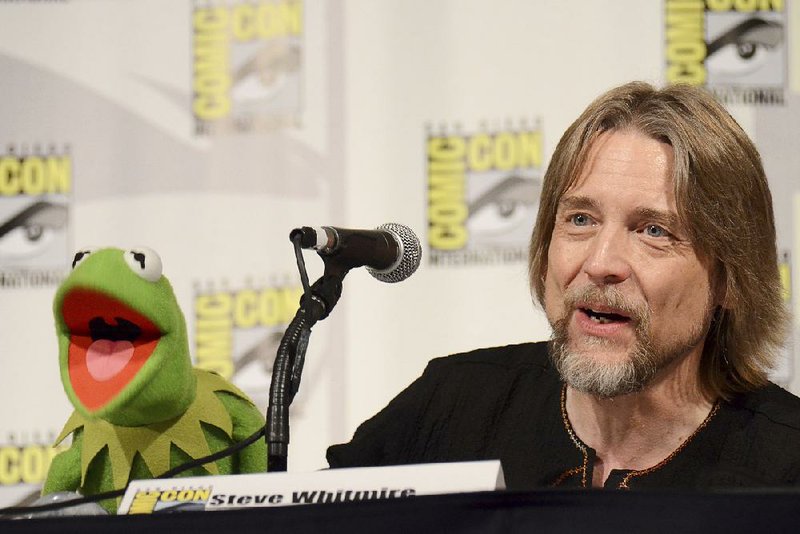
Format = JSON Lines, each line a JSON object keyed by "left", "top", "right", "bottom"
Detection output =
{"left": 557, "top": 195, "right": 598, "bottom": 212}
{"left": 634, "top": 207, "right": 681, "bottom": 228}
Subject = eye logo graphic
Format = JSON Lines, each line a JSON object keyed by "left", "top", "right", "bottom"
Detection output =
{"left": 664, "top": 0, "right": 787, "bottom": 105}
{"left": 193, "top": 282, "right": 304, "bottom": 409}
{"left": 0, "top": 201, "right": 68, "bottom": 263}
{"left": 706, "top": 13, "right": 784, "bottom": 84}
{"left": 192, "top": 0, "right": 304, "bottom": 135}
{"left": 426, "top": 124, "right": 543, "bottom": 267}
{"left": 0, "top": 149, "right": 71, "bottom": 287}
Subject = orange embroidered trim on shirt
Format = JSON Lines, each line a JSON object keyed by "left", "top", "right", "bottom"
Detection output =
{"left": 555, "top": 383, "right": 719, "bottom": 489}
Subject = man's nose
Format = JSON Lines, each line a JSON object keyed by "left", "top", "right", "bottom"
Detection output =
{"left": 582, "top": 226, "right": 632, "bottom": 285}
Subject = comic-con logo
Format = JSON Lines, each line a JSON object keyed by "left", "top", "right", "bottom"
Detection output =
{"left": 772, "top": 249, "right": 793, "bottom": 385}
{"left": 427, "top": 123, "right": 543, "bottom": 266}
{"left": 665, "top": 0, "right": 786, "bottom": 105}
{"left": 0, "top": 146, "right": 71, "bottom": 288}
{"left": 0, "top": 440, "right": 68, "bottom": 487}
{"left": 193, "top": 281, "right": 303, "bottom": 407}
{"left": 192, "top": 0, "right": 303, "bottom": 134}
{"left": 128, "top": 487, "right": 212, "bottom": 514}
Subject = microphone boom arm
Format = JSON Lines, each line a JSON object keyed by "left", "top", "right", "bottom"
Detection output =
{"left": 267, "top": 255, "right": 348, "bottom": 472}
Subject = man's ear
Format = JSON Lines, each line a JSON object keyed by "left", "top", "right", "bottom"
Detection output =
{"left": 713, "top": 264, "right": 729, "bottom": 309}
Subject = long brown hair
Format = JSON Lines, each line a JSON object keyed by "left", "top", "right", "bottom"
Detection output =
{"left": 529, "top": 81, "right": 788, "bottom": 399}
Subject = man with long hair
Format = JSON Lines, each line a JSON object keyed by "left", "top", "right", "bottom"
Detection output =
{"left": 328, "top": 82, "right": 800, "bottom": 488}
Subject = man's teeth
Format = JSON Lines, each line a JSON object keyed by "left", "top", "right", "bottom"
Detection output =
{"left": 584, "top": 308, "right": 626, "bottom": 324}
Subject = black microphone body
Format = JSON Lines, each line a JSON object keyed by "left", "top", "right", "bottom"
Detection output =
{"left": 290, "top": 223, "right": 422, "bottom": 283}
{"left": 298, "top": 226, "right": 399, "bottom": 270}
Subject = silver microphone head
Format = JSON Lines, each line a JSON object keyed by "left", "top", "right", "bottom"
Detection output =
{"left": 366, "top": 223, "right": 422, "bottom": 283}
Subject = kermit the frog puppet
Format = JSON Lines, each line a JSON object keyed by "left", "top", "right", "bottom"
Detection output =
{"left": 42, "top": 247, "right": 267, "bottom": 512}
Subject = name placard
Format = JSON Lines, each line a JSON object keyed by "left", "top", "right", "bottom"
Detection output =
{"left": 117, "top": 460, "right": 505, "bottom": 514}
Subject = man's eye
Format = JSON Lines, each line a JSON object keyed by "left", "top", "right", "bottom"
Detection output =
{"left": 571, "top": 214, "right": 591, "bottom": 226}
{"left": 644, "top": 224, "right": 668, "bottom": 238}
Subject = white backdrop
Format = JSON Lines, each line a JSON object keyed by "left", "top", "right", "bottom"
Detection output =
{"left": 0, "top": 0, "right": 797, "bottom": 507}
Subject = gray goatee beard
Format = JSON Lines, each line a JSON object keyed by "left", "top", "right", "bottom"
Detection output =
{"left": 548, "top": 285, "right": 704, "bottom": 399}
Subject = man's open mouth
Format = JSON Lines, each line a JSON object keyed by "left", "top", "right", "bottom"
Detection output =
{"left": 579, "top": 307, "right": 632, "bottom": 325}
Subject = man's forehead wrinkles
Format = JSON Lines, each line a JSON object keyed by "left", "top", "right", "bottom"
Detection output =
{"left": 559, "top": 195, "right": 675, "bottom": 214}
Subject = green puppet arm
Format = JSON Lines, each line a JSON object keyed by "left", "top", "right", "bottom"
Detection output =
{"left": 42, "top": 430, "right": 83, "bottom": 496}
{"left": 217, "top": 391, "right": 268, "bottom": 473}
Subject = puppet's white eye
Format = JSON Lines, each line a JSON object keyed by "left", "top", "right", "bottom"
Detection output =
{"left": 124, "top": 247, "right": 163, "bottom": 282}
{"left": 70, "top": 248, "right": 95, "bottom": 270}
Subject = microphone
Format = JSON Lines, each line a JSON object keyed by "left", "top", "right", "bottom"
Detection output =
{"left": 290, "top": 223, "right": 422, "bottom": 283}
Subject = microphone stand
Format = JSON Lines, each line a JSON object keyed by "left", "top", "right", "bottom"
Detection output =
{"left": 267, "top": 251, "right": 349, "bottom": 472}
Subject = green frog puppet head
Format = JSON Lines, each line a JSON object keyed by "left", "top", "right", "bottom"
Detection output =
{"left": 54, "top": 247, "right": 195, "bottom": 427}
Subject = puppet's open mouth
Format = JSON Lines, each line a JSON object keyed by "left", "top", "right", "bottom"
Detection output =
{"left": 83, "top": 317, "right": 143, "bottom": 382}
{"left": 89, "top": 316, "right": 142, "bottom": 341}
{"left": 62, "top": 288, "right": 162, "bottom": 411}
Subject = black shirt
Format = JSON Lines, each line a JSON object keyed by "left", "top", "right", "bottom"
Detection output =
{"left": 327, "top": 342, "right": 800, "bottom": 488}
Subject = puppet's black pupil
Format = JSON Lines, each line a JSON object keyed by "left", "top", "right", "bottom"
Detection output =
{"left": 72, "top": 251, "right": 89, "bottom": 269}
{"left": 133, "top": 252, "right": 146, "bottom": 270}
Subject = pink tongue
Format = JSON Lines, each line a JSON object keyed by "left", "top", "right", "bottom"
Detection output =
{"left": 86, "top": 339, "right": 135, "bottom": 382}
